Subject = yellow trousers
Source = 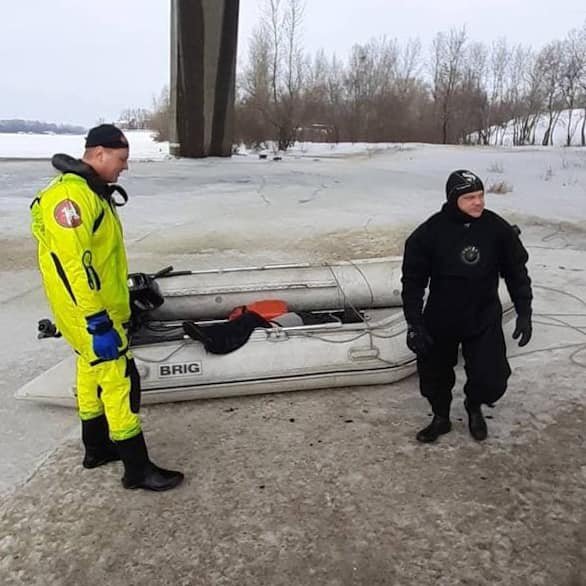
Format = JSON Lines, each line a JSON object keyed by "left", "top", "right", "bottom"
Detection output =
{"left": 76, "top": 354, "right": 141, "bottom": 441}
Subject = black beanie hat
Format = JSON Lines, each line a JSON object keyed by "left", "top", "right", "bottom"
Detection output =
{"left": 85, "top": 124, "right": 129, "bottom": 149}
{"left": 445, "top": 169, "right": 484, "bottom": 202}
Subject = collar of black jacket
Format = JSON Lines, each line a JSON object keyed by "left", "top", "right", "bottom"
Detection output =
{"left": 51, "top": 153, "right": 128, "bottom": 206}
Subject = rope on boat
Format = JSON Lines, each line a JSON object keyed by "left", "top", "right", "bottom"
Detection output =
{"left": 132, "top": 341, "right": 190, "bottom": 364}
{"left": 316, "top": 261, "right": 402, "bottom": 366}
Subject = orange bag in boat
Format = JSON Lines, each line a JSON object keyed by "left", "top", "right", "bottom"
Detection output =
{"left": 228, "top": 299, "right": 288, "bottom": 321}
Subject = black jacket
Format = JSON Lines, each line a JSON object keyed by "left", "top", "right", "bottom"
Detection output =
{"left": 401, "top": 204, "right": 532, "bottom": 339}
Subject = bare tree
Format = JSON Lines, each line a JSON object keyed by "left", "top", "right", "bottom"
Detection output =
{"left": 242, "top": 25, "right": 272, "bottom": 105}
{"left": 243, "top": 0, "right": 307, "bottom": 150}
{"left": 146, "top": 87, "right": 171, "bottom": 141}
{"left": 238, "top": 23, "right": 273, "bottom": 146}
{"left": 560, "top": 29, "right": 586, "bottom": 146}
{"left": 397, "top": 38, "right": 422, "bottom": 95}
{"left": 536, "top": 41, "right": 564, "bottom": 145}
{"left": 278, "top": 0, "right": 305, "bottom": 148}
{"left": 576, "top": 21, "right": 586, "bottom": 145}
{"left": 300, "top": 50, "right": 336, "bottom": 141}
{"left": 431, "top": 28, "right": 468, "bottom": 143}
{"left": 460, "top": 41, "right": 489, "bottom": 144}
{"left": 323, "top": 53, "right": 346, "bottom": 142}
{"left": 506, "top": 46, "right": 541, "bottom": 145}
{"left": 485, "top": 38, "right": 511, "bottom": 145}
{"left": 344, "top": 37, "right": 400, "bottom": 141}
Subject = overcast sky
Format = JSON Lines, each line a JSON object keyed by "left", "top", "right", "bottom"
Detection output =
{"left": 1, "top": 0, "right": 584, "bottom": 127}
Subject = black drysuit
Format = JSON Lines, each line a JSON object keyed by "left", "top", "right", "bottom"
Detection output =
{"left": 401, "top": 203, "right": 532, "bottom": 414}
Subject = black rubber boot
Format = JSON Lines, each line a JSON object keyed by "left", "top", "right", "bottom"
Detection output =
{"left": 116, "top": 432, "right": 184, "bottom": 492}
{"left": 81, "top": 415, "right": 120, "bottom": 469}
{"left": 416, "top": 415, "right": 452, "bottom": 443}
{"left": 464, "top": 399, "right": 488, "bottom": 441}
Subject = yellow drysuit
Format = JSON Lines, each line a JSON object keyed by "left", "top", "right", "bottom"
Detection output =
{"left": 31, "top": 165, "right": 141, "bottom": 440}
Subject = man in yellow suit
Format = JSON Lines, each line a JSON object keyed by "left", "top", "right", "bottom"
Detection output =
{"left": 31, "top": 124, "right": 183, "bottom": 491}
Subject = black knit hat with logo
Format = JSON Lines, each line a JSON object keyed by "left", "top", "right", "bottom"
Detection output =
{"left": 445, "top": 169, "right": 484, "bottom": 202}
{"left": 85, "top": 124, "right": 129, "bottom": 149}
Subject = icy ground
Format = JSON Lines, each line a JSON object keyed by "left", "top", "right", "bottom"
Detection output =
{"left": 0, "top": 139, "right": 585, "bottom": 584}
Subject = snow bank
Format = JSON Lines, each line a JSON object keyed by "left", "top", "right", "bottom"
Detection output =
{"left": 486, "top": 109, "right": 586, "bottom": 147}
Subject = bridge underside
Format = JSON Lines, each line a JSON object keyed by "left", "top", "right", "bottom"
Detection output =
{"left": 170, "top": 0, "right": 239, "bottom": 158}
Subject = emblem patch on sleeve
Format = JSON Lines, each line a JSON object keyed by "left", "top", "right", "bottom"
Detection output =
{"left": 54, "top": 200, "right": 82, "bottom": 228}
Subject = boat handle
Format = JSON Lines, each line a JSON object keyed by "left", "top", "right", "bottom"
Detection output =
{"left": 348, "top": 347, "right": 380, "bottom": 361}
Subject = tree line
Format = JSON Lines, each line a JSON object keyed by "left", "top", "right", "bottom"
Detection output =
{"left": 148, "top": 0, "right": 586, "bottom": 149}
{"left": 0, "top": 119, "right": 86, "bottom": 135}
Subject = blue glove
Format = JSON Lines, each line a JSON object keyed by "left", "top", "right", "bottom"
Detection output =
{"left": 86, "top": 312, "right": 121, "bottom": 360}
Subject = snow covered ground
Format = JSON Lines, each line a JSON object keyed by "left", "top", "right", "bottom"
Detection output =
{"left": 1, "top": 134, "right": 585, "bottom": 582}
{"left": 486, "top": 108, "right": 586, "bottom": 147}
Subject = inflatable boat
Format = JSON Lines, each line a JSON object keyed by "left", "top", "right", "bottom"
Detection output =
{"left": 15, "top": 257, "right": 515, "bottom": 407}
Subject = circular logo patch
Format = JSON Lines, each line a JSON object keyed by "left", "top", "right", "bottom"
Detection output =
{"left": 54, "top": 200, "right": 82, "bottom": 228}
{"left": 460, "top": 245, "right": 480, "bottom": 265}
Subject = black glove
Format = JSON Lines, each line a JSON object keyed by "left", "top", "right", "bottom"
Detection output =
{"left": 512, "top": 314, "right": 532, "bottom": 347}
{"left": 406, "top": 324, "right": 434, "bottom": 357}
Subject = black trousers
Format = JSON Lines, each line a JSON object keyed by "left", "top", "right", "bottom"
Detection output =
{"left": 416, "top": 319, "right": 511, "bottom": 416}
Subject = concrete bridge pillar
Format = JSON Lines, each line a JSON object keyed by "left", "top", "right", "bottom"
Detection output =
{"left": 170, "top": 0, "right": 239, "bottom": 157}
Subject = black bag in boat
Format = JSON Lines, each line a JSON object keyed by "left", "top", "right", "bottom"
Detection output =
{"left": 182, "top": 311, "right": 271, "bottom": 354}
